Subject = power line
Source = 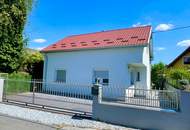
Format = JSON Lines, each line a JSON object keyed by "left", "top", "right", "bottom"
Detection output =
{"left": 153, "top": 25, "right": 190, "bottom": 33}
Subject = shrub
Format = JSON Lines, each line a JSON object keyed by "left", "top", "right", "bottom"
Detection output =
{"left": 151, "top": 62, "right": 166, "bottom": 89}
{"left": 1, "top": 72, "right": 32, "bottom": 94}
{"left": 166, "top": 68, "right": 190, "bottom": 81}
{"left": 8, "top": 72, "right": 31, "bottom": 80}
{"left": 20, "top": 51, "right": 44, "bottom": 79}
{"left": 166, "top": 68, "right": 190, "bottom": 90}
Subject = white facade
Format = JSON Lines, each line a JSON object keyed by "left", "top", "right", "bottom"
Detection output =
{"left": 43, "top": 46, "right": 151, "bottom": 96}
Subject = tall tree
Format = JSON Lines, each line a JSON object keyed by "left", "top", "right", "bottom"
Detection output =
{"left": 0, "top": 0, "right": 33, "bottom": 73}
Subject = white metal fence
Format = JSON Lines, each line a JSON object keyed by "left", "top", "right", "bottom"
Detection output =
{"left": 101, "top": 85, "right": 180, "bottom": 111}
{"left": 3, "top": 79, "right": 93, "bottom": 114}
{"left": 2, "top": 79, "right": 180, "bottom": 112}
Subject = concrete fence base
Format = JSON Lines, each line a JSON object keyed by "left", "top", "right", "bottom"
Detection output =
{"left": 0, "top": 79, "right": 4, "bottom": 102}
{"left": 92, "top": 84, "right": 190, "bottom": 130}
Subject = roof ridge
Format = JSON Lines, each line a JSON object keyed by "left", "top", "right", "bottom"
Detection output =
{"left": 66, "top": 25, "right": 152, "bottom": 38}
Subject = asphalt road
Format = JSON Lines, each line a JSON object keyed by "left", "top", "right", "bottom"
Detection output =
{"left": 0, "top": 114, "right": 56, "bottom": 130}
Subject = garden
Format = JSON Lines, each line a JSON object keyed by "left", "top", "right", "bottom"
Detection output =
{"left": 152, "top": 62, "right": 190, "bottom": 91}
{"left": 0, "top": 50, "right": 43, "bottom": 94}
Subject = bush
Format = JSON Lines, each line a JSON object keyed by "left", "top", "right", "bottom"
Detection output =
{"left": 166, "top": 68, "right": 190, "bottom": 81}
{"left": 179, "top": 79, "right": 189, "bottom": 86}
{"left": 8, "top": 72, "right": 32, "bottom": 80}
{"left": 20, "top": 51, "right": 44, "bottom": 79}
{"left": 166, "top": 68, "right": 190, "bottom": 90}
{"left": 151, "top": 62, "right": 166, "bottom": 89}
{"left": 0, "top": 72, "right": 32, "bottom": 94}
{"left": 0, "top": 73, "right": 8, "bottom": 79}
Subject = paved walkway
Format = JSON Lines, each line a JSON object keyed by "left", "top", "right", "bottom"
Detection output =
{"left": 0, "top": 115, "right": 56, "bottom": 130}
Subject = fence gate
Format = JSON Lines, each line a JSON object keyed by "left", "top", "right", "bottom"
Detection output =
{"left": 3, "top": 79, "right": 93, "bottom": 115}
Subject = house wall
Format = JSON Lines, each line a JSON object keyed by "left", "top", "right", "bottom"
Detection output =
{"left": 170, "top": 51, "right": 190, "bottom": 68}
{"left": 43, "top": 46, "right": 150, "bottom": 95}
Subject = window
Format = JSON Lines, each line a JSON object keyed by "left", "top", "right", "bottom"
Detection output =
{"left": 93, "top": 70, "right": 109, "bottom": 85}
{"left": 184, "top": 56, "right": 190, "bottom": 64}
{"left": 56, "top": 70, "right": 66, "bottom": 82}
{"left": 136, "top": 72, "right": 140, "bottom": 81}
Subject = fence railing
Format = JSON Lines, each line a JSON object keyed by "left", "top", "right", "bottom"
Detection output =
{"left": 3, "top": 79, "right": 180, "bottom": 111}
{"left": 101, "top": 86, "right": 180, "bottom": 111}
{"left": 3, "top": 79, "right": 93, "bottom": 106}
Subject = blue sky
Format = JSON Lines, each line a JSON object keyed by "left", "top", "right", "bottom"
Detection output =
{"left": 25, "top": 0, "right": 190, "bottom": 64}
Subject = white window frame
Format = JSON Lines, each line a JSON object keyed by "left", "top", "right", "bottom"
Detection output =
{"left": 55, "top": 69, "right": 66, "bottom": 83}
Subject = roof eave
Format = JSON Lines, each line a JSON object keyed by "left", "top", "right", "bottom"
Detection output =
{"left": 41, "top": 43, "right": 148, "bottom": 53}
{"left": 168, "top": 46, "right": 190, "bottom": 67}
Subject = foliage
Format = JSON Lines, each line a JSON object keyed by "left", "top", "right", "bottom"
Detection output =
{"left": 0, "top": 0, "right": 33, "bottom": 73}
{"left": 165, "top": 68, "right": 190, "bottom": 90}
{"left": 8, "top": 71, "right": 31, "bottom": 80}
{"left": 0, "top": 73, "right": 8, "bottom": 79}
{"left": 5, "top": 79, "right": 31, "bottom": 94}
{"left": 20, "top": 50, "right": 44, "bottom": 79}
{"left": 166, "top": 68, "right": 190, "bottom": 80}
{"left": 1, "top": 72, "right": 32, "bottom": 93}
{"left": 152, "top": 62, "right": 190, "bottom": 90}
{"left": 0, "top": 71, "right": 31, "bottom": 80}
{"left": 151, "top": 62, "right": 166, "bottom": 89}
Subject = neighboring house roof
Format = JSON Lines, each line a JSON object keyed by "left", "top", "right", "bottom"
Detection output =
{"left": 41, "top": 26, "right": 152, "bottom": 52}
{"left": 168, "top": 46, "right": 190, "bottom": 67}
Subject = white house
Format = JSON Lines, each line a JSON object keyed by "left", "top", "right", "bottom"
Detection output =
{"left": 41, "top": 26, "right": 153, "bottom": 97}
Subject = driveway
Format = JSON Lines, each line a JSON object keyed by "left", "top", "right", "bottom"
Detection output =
{"left": 0, "top": 114, "right": 56, "bottom": 130}
{"left": 6, "top": 92, "right": 92, "bottom": 113}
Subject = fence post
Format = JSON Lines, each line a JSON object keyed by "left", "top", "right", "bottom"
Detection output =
{"left": 92, "top": 83, "right": 102, "bottom": 102}
{"left": 0, "top": 79, "right": 4, "bottom": 102}
{"left": 92, "top": 81, "right": 102, "bottom": 119}
{"left": 32, "top": 80, "right": 36, "bottom": 104}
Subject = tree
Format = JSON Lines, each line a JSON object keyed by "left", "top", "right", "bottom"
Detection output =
{"left": 21, "top": 51, "right": 44, "bottom": 79}
{"left": 0, "top": 0, "right": 33, "bottom": 73}
{"left": 151, "top": 62, "right": 166, "bottom": 89}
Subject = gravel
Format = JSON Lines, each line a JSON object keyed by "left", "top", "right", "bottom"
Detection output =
{"left": 0, "top": 104, "right": 138, "bottom": 130}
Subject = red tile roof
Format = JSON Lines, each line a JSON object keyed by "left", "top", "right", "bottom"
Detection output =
{"left": 41, "top": 26, "right": 152, "bottom": 52}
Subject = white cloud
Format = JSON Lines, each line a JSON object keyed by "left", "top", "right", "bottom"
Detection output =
{"left": 155, "top": 47, "right": 166, "bottom": 51}
{"left": 177, "top": 40, "right": 190, "bottom": 47}
{"left": 32, "top": 38, "right": 47, "bottom": 43}
{"left": 155, "top": 23, "right": 174, "bottom": 31}
{"left": 132, "top": 22, "right": 151, "bottom": 27}
{"left": 132, "top": 22, "right": 142, "bottom": 27}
